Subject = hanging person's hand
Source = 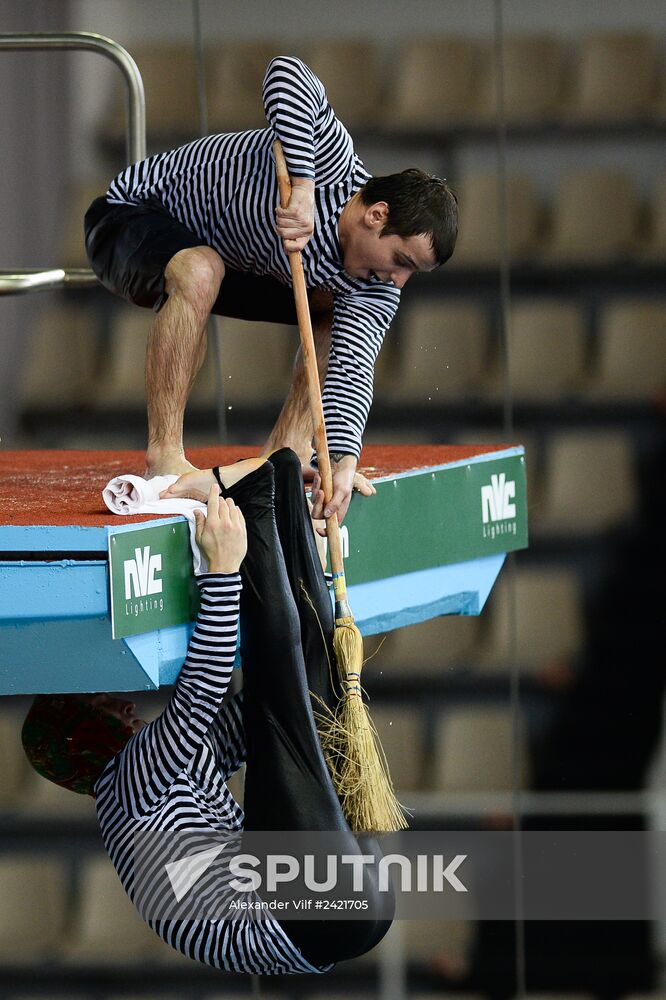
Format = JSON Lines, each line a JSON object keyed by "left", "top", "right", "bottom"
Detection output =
{"left": 194, "top": 487, "right": 247, "bottom": 574}
{"left": 276, "top": 178, "right": 315, "bottom": 253}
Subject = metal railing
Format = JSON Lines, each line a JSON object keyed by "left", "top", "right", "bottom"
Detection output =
{"left": 0, "top": 31, "right": 146, "bottom": 295}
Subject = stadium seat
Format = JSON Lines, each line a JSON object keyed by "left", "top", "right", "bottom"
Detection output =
{"left": 623, "top": 994, "right": 666, "bottom": 1000}
{"left": 388, "top": 37, "right": 481, "bottom": 128}
{"left": 107, "top": 996, "right": 181, "bottom": 1000}
{"left": 451, "top": 172, "right": 542, "bottom": 266}
{"left": 475, "top": 566, "right": 585, "bottom": 674}
{"left": 190, "top": 318, "right": 297, "bottom": 407}
{"left": 569, "top": 32, "right": 659, "bottom": 120}
{"left": 227, "top": 764, "right": 245, "bottom": 810}
{"left": 450, "top": 429, "right": 539, "bottom": 507}
{"left": 0, "top": 855, "right": 68, "bottom": 962}
{"left": 515, "top": 995, "right": 595, "bottom": 1000}
{"left": 411, "top": 995, "right": 486, "bottom": 1000}
{"left": 0, "top": 706, "right": 31, "bottom": 809}
{"left": 62, "top": 854, "right": 167, "bottom": 964}
{"left": 411, "top": 996, "right": 486, "bottom": 1000}
{"left": 15, "top": 767, "right": 97, "bottom": 819}
{"left": 475, "top": 34, "right": 565, "bottom": 123}
{"left": 363, "top": 428, "right": 439, "bottom": 448}
{"left": 206, "top": 41, "right": 278, "bottom": 133}
{"left": 59, "top": 180, "right": 111, "bottom": 268}
{"left": 432, "top": 706, "right": 530, "bottom": 791}
{"left": 404, "top": 916, "right": 476, "bottom": 968}
{"left": 388, "top": 300, "right": 490, "bottom": 401}
{"left": 531, "top": 429, "right": 638, "bottom": 535}
{"left": 544, "top": 170, "right": 640, "bottom": 263}
{"left": 374, "top": 614, "right": 482, "bottom": 677}
{"left": 587, "top": 299, "right": 666, "bottom": 401}
{"left": 19, "top": 305, "right": 101, "bottom": 410}
{"left": 206, "top": 995, "right": 279, "bottom": 1000}
{"left": 373, "top": 330, "right": 400, "bottom": 394}
{"left": 92, "top": 307, "right": 150, "bottom": 408}
{"left": 101, "top": 44, "right": 199, "bottom": 143}
{"left": 11, "top": 996, "right": 91, "bottom": 1000}
{"left": 643, "top": 173, "right": 666, "bottom": 261}
{"left": 304, "top": 995, "right": 372, "bottom": 1000}
{"left": 489, "top": 299, "right": 588, "bottom": 401}
{"left": 305, "top": 40, "right": 381, "bottom": 128}
{"left": 369, "top": 705, "right": 427, "bottom": 793}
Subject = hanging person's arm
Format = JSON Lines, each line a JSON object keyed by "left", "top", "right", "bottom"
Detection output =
{"left": 111, "top": 489, "right": 247, "bottom": 817}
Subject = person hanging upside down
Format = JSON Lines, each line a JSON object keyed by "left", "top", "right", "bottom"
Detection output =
{"left": 22, "top": 449, "right": 394, "bottom": 975}
{"left": 84, "top": 55, "right": 458, "bottom": 525}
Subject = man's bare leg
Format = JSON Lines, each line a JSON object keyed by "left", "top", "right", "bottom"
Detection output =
{"left": 145, "top": 246, "right": 225, "bottom": 478}
{"left": 262, "top": 310, "right": 332, "bottom": 467}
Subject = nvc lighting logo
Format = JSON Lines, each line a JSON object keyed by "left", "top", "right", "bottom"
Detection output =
{"left": 123, "top": 544, "right": 165, "bottom": 617}
{"left": 481, "top": 471, "right": 517, "bottom": 539}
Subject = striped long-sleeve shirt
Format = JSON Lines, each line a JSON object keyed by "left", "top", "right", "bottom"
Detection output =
{"left": 94, "top": 574, "right": 329, "bottom": 976}
{"left": 106, "top": 55, "right": 401, "bottom": 458}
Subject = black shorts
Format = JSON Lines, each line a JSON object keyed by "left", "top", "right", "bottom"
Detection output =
{"left": 84, "top": 194, "right": 322, "bottom": 324}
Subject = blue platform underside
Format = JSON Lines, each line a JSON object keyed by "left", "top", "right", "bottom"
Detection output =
{"left": 0, "top": 555, "right": 505, "bottom": 695}
{"left": 153, "top": 554, "right": 504, "bottom": 685}
{"left": 0, "top": 553, "right": 503, "bottom": 694}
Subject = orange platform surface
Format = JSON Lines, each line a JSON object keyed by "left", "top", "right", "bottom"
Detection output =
{"left": 0, "top": 445, "right": 510, "bottom": 527}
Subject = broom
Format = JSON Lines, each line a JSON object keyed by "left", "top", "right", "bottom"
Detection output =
{"left": 273, "top": 139, "right": 407, "bottom": 833}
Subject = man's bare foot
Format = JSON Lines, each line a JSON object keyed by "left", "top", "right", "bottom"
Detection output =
{"left": 145, "top": 448, "right": 199, "bottom": 479}
{"left": 159, "top": 468, "right": 216, "bottom": 502}
{"left": 159, "top": 456, "right": 268, "bottom": 502}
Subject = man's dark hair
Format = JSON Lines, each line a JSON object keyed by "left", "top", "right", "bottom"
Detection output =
{"left": 359, "top": 168, "right": 458, "bottom": 266}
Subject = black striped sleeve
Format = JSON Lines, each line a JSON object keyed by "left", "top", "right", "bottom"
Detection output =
{"left": 320, "top": 284, "right": 402, "bottom": 458}
{"left": 262, "top": 56, "right": 326, "bottom": 180}
{"left": 112, "top": 573, "right": 241, "bottom": 816}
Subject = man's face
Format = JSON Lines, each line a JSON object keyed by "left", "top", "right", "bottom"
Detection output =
{"left": 342, "top": 200, "right": 437, "bottom": 288}
{"left": 83, "top": 693, "right": 147, "bottom": 733}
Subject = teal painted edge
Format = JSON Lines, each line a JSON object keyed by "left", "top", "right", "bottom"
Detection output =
{"left": 0, "top": 516, "right": 186, "bottom": 552}
{"left": 0, "top": 617, "right": 159, "bottom": 696}
{"left": 157, "top": 554, "right": 505, "bottom": 687}
{"left": 0, "top": 561, "right": 108, "bottom": 620}
{"left": 0, "top": 524, "right": 109, "bottom": 551}
{"left": 367, "top": 446, "right": 525, "bottom": 484}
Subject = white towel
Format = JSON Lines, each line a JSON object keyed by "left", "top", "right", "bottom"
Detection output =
{"left": 102, "top": 474, "right": 208, "bottom": 573}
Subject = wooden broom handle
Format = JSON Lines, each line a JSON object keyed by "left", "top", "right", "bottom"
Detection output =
{"left": 273, "top": 140, "right": 346, "bottom": 580}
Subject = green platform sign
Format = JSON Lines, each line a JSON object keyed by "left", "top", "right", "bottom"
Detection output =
{"left": 108, "top": 451, "right": 527, "bottom": 639}
{"left": 333, "top": 452, "right": 528, "bottom": 584}
{"left": 108, "top": 522, "right": 199, "bottom": 639}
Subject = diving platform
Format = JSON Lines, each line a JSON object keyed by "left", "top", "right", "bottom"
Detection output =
{"left": 0, "top": 445, "right": 527, "bottom": 695}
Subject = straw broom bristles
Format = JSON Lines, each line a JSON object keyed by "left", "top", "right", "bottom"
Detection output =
{"left": 311, "top": 613, "right": 409, "bottom": 833}
{"left": 331, "top": 616, "right": 409, "bottom": 832}
{"left": 303, "top": 587, "right": 409, "bottom": 833}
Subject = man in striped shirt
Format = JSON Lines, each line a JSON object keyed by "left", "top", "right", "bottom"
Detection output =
{"left": 23, "top": 449, "right": 394, "bottom": 975}
{"left": 85, "top": 55, "right": 458, "bottom": 524}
